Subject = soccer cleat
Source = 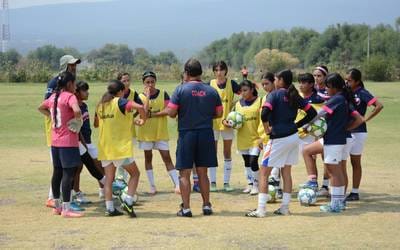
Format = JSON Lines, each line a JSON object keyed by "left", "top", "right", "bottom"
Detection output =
{"left": 52, "top": 207, "right": 62, "bottom": 215}
{"left": 117, "top": 195, "right": 137, "bottom": 217}
{"left": 250, "top": 185, "right": 259, "bottom": 195}
{"left": 202, "top": 203, "right": 213, "bottom": 216}
{"left": 105, "top": 209, "right": 124, "bottom": 217}
{"left": 75, "top": 191, "right": 92, "bottom": 204}
{"left": 245, "top": 209, "right": 266, "bottom": 218}
{"left": 339, "top": 201, "right": 347, "bottom": 211}
{"left": 273, "top": 206, "right": 290, "bottom": 215}
{"left": 70, "top": 201, "right": 85, "bottom": 211}
{"left": 223, "top": 183, "right": 234, "bottom": 192}
{"left": 299, "top": 180, "right": 318, "bottom": 191}
{"left": 174, "top": 186, "right": 181, "bottom": 194}
{"left": 192, "top": 182, "right": 200, "bottom": 193}
{"left": 149, "top": 185, "right": 157, "bottom": 195}
{"left": 317, "top": 187, "right": 330, "bottom": 197}
{"left": 46, "top": 198, "right": 55, "bottom": 208}
{"left": 345, "top": 192, "right": 359, "bottom": 201}
{"left": 177, "top": 209, "right": 192, "bottom": 217}
{"left": 210, "top": 182, "right": 217, "bottom": 192}
{"left": 320, "top": 204, "right": 341, "bottom": 213}
{"left": 243, "top": 184, "right": 253, "bottom": 193}
{"left": 61, "top": 210, "right": 84, "bottom": 218}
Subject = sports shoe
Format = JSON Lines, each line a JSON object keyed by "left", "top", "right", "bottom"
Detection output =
{"left": 299, "top": 180, "right": 318, "bottom": 190}
{"left": 210, "top": 182, "right": 217, "bottom": 192}
{"left": 70, "top": 201, "right": 85, "bottom": 211}
{"left": 46, "top": 198, "right": 55, "bottom": 208}
{"left": 192, "top": 182, "right": 200, "bottom": 192}
{"left": 118, "top": 195, "right": 137, "bottom": 217}
{"left": 174, "top": 186, "right": 181, "bottom": 194}
{"left": 61, "top": 210, "right": 84, "bottom": 218}
{"left": 320, "top": 204, "right": 341, "bottom": 213}
{"left": 177, "top": 208, "right": 192, "bottom": 217}
{"left": 149, "top": 185, "right": 157, "bottom": 195}
{"left": 75, "top": 191, "right": 92, "bottom": 204}
{"left": 339, "top": 201, "right": 347, "bottom": 211}
{"left": 223, "top": 183, "right": 234, "bottom": 192}
{"left": 345, "top": 192, "right": 359, "bottom": 201}
{"left": 317, "top": 187, "right": 330, "bottom": 197}
{"left": 268, "top": 176, "right": 280, "bottom": 187}
{"left": 202, "top": 203, "right": 213, "bottom": 216}
{"left": 245, "top": 209, "right": 266, "bottom": 218}
{"left": 273, "top": 206, "right": 290, "bottom": 215}
{"left": 250, "top": 185, "right": 259, "bottom": 195}
{"left": 276, "top": 188, "right": 283, "bottom": 199}
{"left": 105, "top": 209, "right": 124, "bottom": 217}
{"left": 53, "top": 207, "right": 62, "bottom": 215}
{"left": 243, "top": 184, "right": 253, "bottom": 193}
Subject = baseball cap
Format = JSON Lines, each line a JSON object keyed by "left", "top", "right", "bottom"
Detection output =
{"left": 60, "top": 55, "right": 81, "bottom": 70}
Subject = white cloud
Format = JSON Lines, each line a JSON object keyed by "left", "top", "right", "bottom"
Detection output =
{"left": 10, "top": 0, "right": 114, "bottom": 9}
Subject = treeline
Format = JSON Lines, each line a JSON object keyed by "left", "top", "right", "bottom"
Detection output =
{"left": 198, "top": 22, "right": 400, "bottom": 81}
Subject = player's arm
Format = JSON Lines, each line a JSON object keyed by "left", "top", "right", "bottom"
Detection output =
{"left": 296, "top": 104, "right": 317, "bottom": 128}
{"left": 365, "top": 99, "right": 383, "bottom": 122}
{"left": 151, "top": 92, "right": 170, "bottom": 118}
{"left": 166, "top": 88, "right": 180, "bottom": 118}
{"left": 93, "top": 112, "right": 99, "bottom": 128}
{"left": 38, "top": 102, "right": 50, "bottom": 117}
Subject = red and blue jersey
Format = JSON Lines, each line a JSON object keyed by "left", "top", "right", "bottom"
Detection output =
{"left": 351, "top": 87, "right": 377, "bottom": 133}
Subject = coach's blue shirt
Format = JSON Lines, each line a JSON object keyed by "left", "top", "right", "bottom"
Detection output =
{"left": 168, "top": 81, "right": 222, "bottom": 131}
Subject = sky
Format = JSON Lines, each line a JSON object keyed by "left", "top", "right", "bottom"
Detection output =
{"left": 10, "top": 0, "right": 112, "bottom": 9}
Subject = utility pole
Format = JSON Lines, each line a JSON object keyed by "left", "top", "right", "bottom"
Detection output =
{"left": 0, "top": 0, "right": 10, "bottom": 53}
{"left": 367, "top": 26, "right": 370, "bottom": 63}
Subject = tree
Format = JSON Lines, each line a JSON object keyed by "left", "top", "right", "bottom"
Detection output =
{"left": 395, "top": 16, "right": 400, "bottom": 32}
{"left": 132, "top": 48, "right": 153, "bottom": 70}
{"left": 154, "top": 51, "right": 179, "bottom": 65}
{"left": 0, "top": 49, "right": 21, "bottom": 66}
{"left": 87, "top": 44, "right": 134, "bottom": 65}
{"left": 27, "top": 45, "right": 66, "bottom": 69}
{"left": 254, "top": 49, "right": 299, "bottom": 73}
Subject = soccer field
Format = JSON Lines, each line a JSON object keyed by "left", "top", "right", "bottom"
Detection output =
{"left": 0, "top": 81, "right": 399, "bottom": 249}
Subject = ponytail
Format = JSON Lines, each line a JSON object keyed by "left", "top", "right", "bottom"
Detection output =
{"left": 347, "top": 68, "right": 364, "bottom": 88}
{"left": 53, "top": 71, "right": 75, "bottom": 127}
{"left": 98, "top": 80, "right": 125, "bottom": 116}
{"left": 277, "top": 69, "right": 301, "bottom": 109}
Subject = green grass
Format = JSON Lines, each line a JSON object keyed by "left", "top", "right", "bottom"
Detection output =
{"left": 0, "top": 81, "right": 399, "bottom": 249}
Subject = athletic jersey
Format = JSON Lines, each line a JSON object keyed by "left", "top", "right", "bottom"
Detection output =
{"left": 351, "top": 87, "right": 377, "bottom": 133}
{"left": 322, "top": 93, "right": 349, "bottom": 145}
{"left": 80, "top": 102, "right": 92, "bottom": 144}
{"left": 257, "top": 95, "right": 270, "bottom": 144}
{"left": 42, "top": 91, "right": 79, "bottom": 147}
{"left": 168, "top": 81, "right": 222, "bottom": 131}
{"left": 263, "top": 88, "right": 310, "bottom": 139}
{"left": 44, "top": 76, "right": 58, "bottom": 146}
{"left": 137, "top": 89, "right": 169, "bottom": 141}
{"left": 296, "top": 91, "right": 325, "bottom": 138}
{"left": 124, "top": 88, "right": 143, "bottom": 138}
{"left": 96, "top": 98, "right": 134, "bottom": 160}
{"left": 210, "top": 79, "right": 240, "bottom": 131}
{"left": 316, "top": 86, "right": 330, "bottom": 101}
{"left": 235, "top": 97, "right": 262, "bottom": 150}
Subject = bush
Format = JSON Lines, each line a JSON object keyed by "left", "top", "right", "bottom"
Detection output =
{"left": 363, "top": 55, "right": 395, "bottom": 81}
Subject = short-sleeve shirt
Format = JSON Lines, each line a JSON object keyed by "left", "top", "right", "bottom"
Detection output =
{"left": 168, "top": 81, "right": 222, "bottom": 131}
{"left": 42, "top": 92, "right": 79, "bottom": 147}
{"left": 316, "top": 86, "right": 330, "bottom": 101}
{"left": 351, "top": 87, "right": 377, "bottom": 133}
{"left": 44, "top": 76, "right": 58, "bottom": 100}
{"left": 263, "top": 88, "right": 311, "bottom": 139}
{"left": 80, "top": 102, "right": 92, "bottom": 144}
{"left": 124, "top": 89, "right": 143, "bottom": 105}
{"left": 321, "top": 93, "right": 349, "bottom": 145}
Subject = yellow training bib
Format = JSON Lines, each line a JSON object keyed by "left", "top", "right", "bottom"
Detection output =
{"left": 257, "top": 95, "right": 270, "bottom": 145}
{"left": 235, "top": 97, "right": 262, "bottom": 150}
{"left": 210, "top": 79, "right": 234, "bottom": 131}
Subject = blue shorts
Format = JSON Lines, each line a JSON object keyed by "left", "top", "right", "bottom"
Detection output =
{"left": 175, "top": 129, "right": 217, "bottom": 170}
{"left": 51, "top": 146, "right": 82, "bottom": 169}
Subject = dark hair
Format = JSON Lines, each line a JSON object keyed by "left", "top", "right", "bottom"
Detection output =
{"left": 347, "top": 68, "right": 364, "bottom": 88}
{"left": 261, "top": 72, "right": 275, "bottom": 82}
{"left": 240, "top": 79, "right": 258, "bottom": 97}
{"left": 76, "top": 80, "right": 89, "bottom": 92}
{"left": 315, "top": 65, "right": 329, "bottom": 76}
{"left": 142, "top": 71, "right": 157, "bottom": 81}
{"left": 117, "top": 72, "right": 130, "bottom": 81}
{"left": 325, "top": 73, "right": 355, "bottom": 106}
{"left": 298, "top": 73, "right": 314, "bottom": 84}
{"left": 53, "top": 71, "right": 75, "bottom": 127}
{"left": 184, "top": 58, "right": 202, "bottom": 77}
{"left": 100, "top": 80, "right": 125, "bottom": 105}
{"left": 277, "top": 69, "right": 302, "bottom": 109}
{"left": 212, "top": 61, "right": 228, "bottom": 75}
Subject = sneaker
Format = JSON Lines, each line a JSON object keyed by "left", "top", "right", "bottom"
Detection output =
{"left": 223, "top": 183, "right": 234, "bottom": 192}
{"left": 53, "top": 207, "right": 62, "bottom": 215}
{"left": 320, "top": 204, "right": 341, "bottom": 213}
{"left": 345, "top": 192, "right": 359, "bottom": 201}
{"left": 202, "top": 203, "right": 213, "bottom": 216}
{"left": 75, "top": 191, "right": 92, "bottom": 204}
{"left": 243, "top": 184, "right": 253, "bottom": 193}
{"left": 70, "top": 201, "right": 85, "bottom": 212}
{"left": 317, "top": 187, "right": 330, "bottom": 197}
{"left": 250, "top": 185, "right": 259, "bottom": 195}
{"left": 210, "top": 182, "right": 217, "bottom": 192}
{"left": 61, "top": 210, "right": 84, "bottom": 218}
{"left": 273, "top": 206, "right": 290, "bottom": 215}
{"left": 245, "top": 209, "right": 266, "bottom": 218}
{"left": 105, "top": 209, "right": 124, "bottom": 217}
{"left": 174, "top": 186, "right": 181, "bottom": 194}
{"left": 268, "top": 176, "right": 280, "bottom": 187}
{"left": 149, "top": 185, "right": 157, "bottom": 195}
{"left": 299, "top": 180, "right": 318, "bottom": 190}
{"left": 339, "top": 201, "right": 347, "bottom": 211}
{"left": 46, "top": 198, "right": 55, "bottom": 208}
{"left": 276, "top": 188, "right": 283, "bottom": 199}
{"left": 177, "top": 208, "right": 192, "bottom": 217}
{"left": 118, "top": 196, "right": 137, "bottom": 217}
{"left": 192, "top": 182, "right": 200, "bottom": 192}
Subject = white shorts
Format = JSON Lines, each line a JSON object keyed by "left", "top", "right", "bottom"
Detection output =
{"left": 101, "top": 157, "right": 135, "bottom": 168}
{"left": 350, "top": 133, "right": 368, "bottom": 155}
{"left": 323, "top": 145, "right": 345, "bottom": 165}
{"left": 138, "top": 140, "right": 169, "bottom": 151}
{"left": 262, "top": 133, "right": 300, "bottom": 168}
{"left": 214, "top": 129, "right": 234, "bottom": 141}
{"left": 78, "top": 142, "right": 87, "bottom": 156}
{"left": 239, "top": 147, "right": 260, "bottom": 156}
{"left": 342, "top": 136, "right": 354, "bottom": 161}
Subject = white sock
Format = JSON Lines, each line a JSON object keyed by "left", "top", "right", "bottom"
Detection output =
{"left": 331, "top": 186, "right": 345, "bottom": 208}
{"left": 271, "top": 167, "right": 280, "bottom": 180}
{"left": 252, "top": 170, "right": 259, "bottom": 186}
{"left": 168, "top": 169, "right": 179, "bottom": 187}
{"left": 123, "top": 194, "right": 134, "bottom": 206}
{"left": 322, "top": 179, "right": 329, "bottom": 187}
{"left": 282, "top": 192, "right": 291, "bottom": 206}
{"left": 105, "top": 200, "right": 114, "bottom": 211}
{"left": 223, "top": 159, "right": 232, "bottom": 184}
{"left": 48, "top": 186, "right": 54, "bottom": 199}
{"left": 99, "top": 188, "right": 104, "bottom": 195}
{"left": 245, "top": 167, "right": 253, "bottom": 185}
{"left": 193, "top": 173, "right": 199, "bottom": 183}
{"left": 257, "top": 193, "right": 268, "bottom": 212}
{"left": 62, "top": 202, "right": 70, "bottom": 211}
{"left": 146, "top": 169, "right": 155, "bottom": 187}
{"left": 99, "top": 176, "right": 106, "bottom": 185}
{"left": 209, "top": 167, "right": 217, "bottom": 183}
{"left": 351, "top": 188, "right": 359, "bottom": 194}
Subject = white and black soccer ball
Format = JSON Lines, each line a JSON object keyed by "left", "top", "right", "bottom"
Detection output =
{"left": 297, "top": 188, "right": 317, "bottom": 206}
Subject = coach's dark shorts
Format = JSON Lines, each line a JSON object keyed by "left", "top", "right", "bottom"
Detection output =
{"left": 51, "top": 146, "right": 82, "bottom": 169}
{"left": 175, "top": 129, "right": 217, "bottom": 170}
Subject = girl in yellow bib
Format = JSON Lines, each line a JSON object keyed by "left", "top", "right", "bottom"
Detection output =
{"left": 94, "top": 80, "right": 146, "bottom": 217}
{"left": 228, "top": 80, "right": 262, "bottom": 195}
{"left": 209, "top": 61, "right": 241, "bottom": 192}
{"left": 137, "top": 71, "right": 180, "bottom": 195}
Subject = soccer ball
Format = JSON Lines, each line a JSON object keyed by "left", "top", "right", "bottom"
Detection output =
{"left": 226, "top": 111, "right": 244, "bottom": 129}
{"left": 267, "top": 185, "right": 276, "bottom": 203}
{"left": 297, "top": 188, "right": 317, "bottom": 206}
{"left": 308, "top": 117, "right": 327, "bottom": 139}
